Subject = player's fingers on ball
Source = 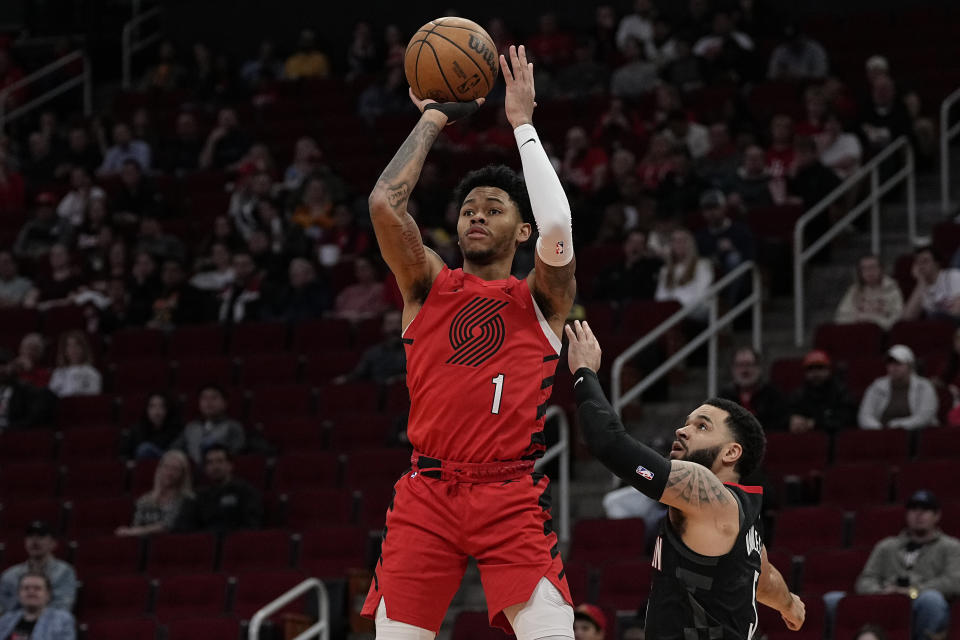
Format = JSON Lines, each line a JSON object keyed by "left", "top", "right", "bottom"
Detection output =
{"left": 475, "top": 97, "right": 485, "bottom": 107}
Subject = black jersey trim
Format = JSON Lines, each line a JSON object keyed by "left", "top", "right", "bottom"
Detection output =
{"left": 536, "top": 401, "right": 548, "bottom": 419}
{"left": 543, "top": 354, "right": 560, "bottom": 362}
{"left": 401, "top": 338, "right": 414, "bottom": 345}
{"left": 540, "top": 376, "right": 555, "bottom": 389}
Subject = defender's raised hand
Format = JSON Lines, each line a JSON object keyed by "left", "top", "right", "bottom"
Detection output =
{"left": 500, "top": 44, "right": 536, "bottom": 128}
{"left": 565, "top": 320, "right": 602, "bottom": 375}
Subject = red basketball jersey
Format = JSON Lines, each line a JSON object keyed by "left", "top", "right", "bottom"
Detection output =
{"left": 402, "top": 267, "right": 563, "bottom": 462}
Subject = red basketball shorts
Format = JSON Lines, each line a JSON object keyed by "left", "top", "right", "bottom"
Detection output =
{"left": 361, "top": 453, "right": 572, "bottom": 633}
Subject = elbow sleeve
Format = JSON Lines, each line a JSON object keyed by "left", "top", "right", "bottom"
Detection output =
{"left": 514, "top": 124, "right": 573, "bottom": 267}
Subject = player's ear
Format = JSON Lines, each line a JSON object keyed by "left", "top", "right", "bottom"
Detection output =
{"left": 723, "top": 441, "right": 743, "bottom": 468}
{"left": 516, "top": 222, "right": 532, "bottom": 243}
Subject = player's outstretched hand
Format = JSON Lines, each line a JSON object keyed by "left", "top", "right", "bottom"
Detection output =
{"left": 565, "top": 320, "right": 602, "bottom": 375}
{"left": 781, "top": 593, "right": 805, "bottom": 631}
{"left": 500, "top": 44, "right": 536, "bottom": 129}
{"left": 408, "top": 88, "right": 484, "bottom": 125}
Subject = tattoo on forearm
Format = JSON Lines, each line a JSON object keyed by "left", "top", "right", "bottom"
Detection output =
{"left": 665, "top": 464, "right": 731, "bottom": 508}
{"left": 387, "top": 183, "right": 410, "bottom": 209}
{"left": 379, "top": 119, "right": 440, "bottom": 186}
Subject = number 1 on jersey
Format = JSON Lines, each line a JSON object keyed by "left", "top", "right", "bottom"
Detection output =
{"left": 491, "top": 373, "right": 505, "bottom": 414}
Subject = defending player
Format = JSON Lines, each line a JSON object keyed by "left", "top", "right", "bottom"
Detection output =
{"left": 565, "top": 320, "right": 805, "bottom": 639}
{"left": 360, "top": 45, "right": 576, "bottom": 640}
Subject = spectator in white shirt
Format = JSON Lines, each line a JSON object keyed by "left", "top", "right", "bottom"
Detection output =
{"left": 609, "top": 37, "right": 658, "bottom": 99}
{"left": 858, "top": 344, "right": 938, "bottom": 430}
{"left": 817, "top": 112, "right": 863, "bottom": 179}
{"left": 615, "top": 0, "right": 656, "bottom": 53}
{"left": 767, "top": 24, "right": 829, "bottom": 80}
{"left": 655, "top": 228, "right": 713, "bottom": 321}
{"left": 662, "top": 109, "right": 711, "bottom": 159}
{"left": 902, "top": 246, "right": 960, "bottom": 322}
{"left": 98, "top": 122, "right": 151, "bottom": 176}
{"left": 56, "top": 167, "right": 105, "bottom": 228}
{"left": 48, "top": 331, "right": 102, "bottom": 398}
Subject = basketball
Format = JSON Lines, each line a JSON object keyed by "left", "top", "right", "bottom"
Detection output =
{"left": 404, "top": 17, "right": 499, "bottom": 103}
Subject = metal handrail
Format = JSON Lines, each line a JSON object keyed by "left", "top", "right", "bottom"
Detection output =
{"left": 121, "top": 6, "right": 163, "bottom": 89}
{"left": 248, "top": 577, "right": 329, "bottom": 640}
{"left": 0, "top": 50, "right": 91, "bottom": 130}
{"left": 792, "top": 136, "right": 915, "bottom": 346}
{"left": 611, "top": 260, "right": 762, "bottom": 414}
{"left": 940, "top": 87, "right": 960, "bottom": 214}
{"left": 535, "top": 406, "right": 570, "bottom": 543}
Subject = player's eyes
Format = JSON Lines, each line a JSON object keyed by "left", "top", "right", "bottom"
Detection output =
{"left": 462, "top": 210, "right": 473, "bottom": 216}
{"left": 698, "top": 423, "right": 707, "bottom": 430}
{"left": 489, "top": 209, "right": 501, "bottom": 215}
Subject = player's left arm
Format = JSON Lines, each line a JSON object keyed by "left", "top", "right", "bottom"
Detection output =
{"left": 757, "top": 546, "right": 805, "bottom": 631}
{"left": 501, "top": 45, "right": 576, "bottom": 327}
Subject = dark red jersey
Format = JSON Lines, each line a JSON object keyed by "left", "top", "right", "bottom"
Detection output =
{"left": 402, "top": 267, "right": 562, "bottom": 462}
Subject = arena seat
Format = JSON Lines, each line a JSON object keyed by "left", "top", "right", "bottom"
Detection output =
{"left": 237, "top": 352, "right": 301, "bottom": 388}
{"left": 568, "top": 518, "right": 645, "bottom": 565}
{"left": 108, "top": 357, "right": 173, "bottom": 394}
{"left": 79, "top": 575, "right": 151, "bottom": 619}
{"left": 58, "top": 426, "right": 122, "bottom": 462}
{"left": 297, "top": 525, "right": 368, "bottom": 578}
{"left": 130, "top": 457, "right": 160, "bottom": 494}
{"left": 916, "top": 427, "right": 960, "bottom": 460}
{"left": 327, "top": 412, "right": 396, "bottom": 450}
{"left": 833, "top": 429, "right": 910, "bottom": 464}
{"left": 61, "top": 459, "right": 127, "bottom": 497}
{"left": 851, "top": 504, "right": 905, "bottom": 549}
{"left": 167, "top": 324, "right": 226, "bottom": 357}
{"left": 153, "top": 573, "right": 230, "bottom": 620}
{"left": 58, "top": 395, "right": 116, "bottom": 427}
{"left": 818, "top": 462, "right": 892, "bottom": 508}
{"left": 232, "top": 454, "right": 272, "bottom": 491}
{"left": 343, "top": 448, "right": 411, "bottom": 487}
{"left": 888, "top": 320, "right": 955, "bottom": 358}
{"left": 301, "top": 349, "right": 359, "bottom": 384}
{"left": 0, "top": 430, "right": 57, "bottom": 462}
{"left": 798, "top": 548, "right": 870, "bottom": 596}
{"left": 0, "top": 462, "right": 60, "bottom": 498}
{"left": 562, "top": 559, "right": 593, "bottom": 603}
{"left": 355, "top": 483, "right": 396, "bottom": 527}
{"left": 763, "top": 431, "right": 829, "bottom": 476}
{"left": 293, "top": 318, "right": 354, "bottom": 353}
{"left": 769, "top": 358, "right": 805, "bottom": 396}
{"left": 0, "top": 498, "right": 62, "bottom": 536}
{"left": 770, "top": 506, "right": 846, "bottom": 554}
{"left": 0, "top": 308, "right": 40, "bottom": 335}
{"left": 229, "top": 321, "right": 289, "bottom": 355}
{"left": 813, "top": 323, "right": 884, "bottom": 360}
{"left": 247, "top": 384, "right": 316, "bottom": 421}
{"left": 317, "top": 380, "right": 381, "bottom": 414}
{"left": 231, "top": 569, "right": 306, "bottom": 619}
{"left": 220, "top": 529, "right": 293, "bottom": 573}
{"left": 145, "top": 532, "right": 218, "bottom": 576}
{"left": 108, "top": 327, "right": 166, "bottom": 359}
{"left": 66, "top": 496, "right": 135, "bottom": 539}
{"left": 43, "top": 305, "right": 86, "bottom": 334}
{"left": 173, "top": 355, "right": 236, "bottom": 393}
{"left": 82, "top": 618, "right": 158, "bottom": 640}
{"left": 834, "top": 594, "right": 911, "bottom": 640}
{"left": 842, "top": 356, "right": 889, "bottom": 399}
{"left": 596, "top": 558, "right": 652, "bottom": 611}
{"left": 273, "top": 452, "right": 341, "bottom": 490}
{"left": 280, "top": 488, "right": 357, "bottom": 528}
{"left": 895, "top": 460, "right": 954, "bottom": 500}
{"left": 70, "top": 534, "right": 141, "bottom": 576}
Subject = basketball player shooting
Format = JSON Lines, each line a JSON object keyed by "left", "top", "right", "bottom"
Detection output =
{"left": 565, "top": 320, "right": 805, "bottom": 639}
{"left": 360, "top": 44, "right": 577, "bottom": 640}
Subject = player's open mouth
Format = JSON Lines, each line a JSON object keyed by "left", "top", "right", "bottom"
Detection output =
{"left": 671, "top": 441, "right": 685, "bottom": 453}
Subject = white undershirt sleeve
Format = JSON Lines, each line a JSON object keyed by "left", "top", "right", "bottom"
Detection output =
{"left": 513, "top": 123, "right": 574, "bottom": 267}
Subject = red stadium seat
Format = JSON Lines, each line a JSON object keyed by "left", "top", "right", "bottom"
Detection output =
{"left": 146, "top": 532, "right": 218, "bottom": 576}
{"left": 317, "top": 381, "right": 381, "bottom": 414}
{"left": 355, "top": 482, "right": 396, "bottom": 527}
{"left": 220, "top": 529, "right": 293, "bottom": 573}
{"left": 769, "top": 358, "right": 805, "bottom": 396}
{"left": 80, "top": 575, "right": 151, "bottom": 620}
{"left": 273, "top": 452, "right": 341, "bottom": 490}
{"left": 302, "top": 349, "right": 360, "bottom": 384}
{"left": 0, "top": 308, "right": 40, "bottom": 335}
{"left": 229, "top": 321, "right": 289, "bottom": 355}
{"left": 895, "top": 460, "right": 954, "bottom": 500}
{"left": 833, "top": 429, "right": 910, "bottom": 464}
{"left": 596, "top": 558, "right": 652, "bottom": 611}
{"left": 58, "top": 426, "right": 122, "bottom": 462}
{"left": 58, "top": 395, "right": 116, "bottom": 427}
{"left": 764, "top": 432, "right": 829, "bottom": 475}
{"left": 343, "top": 448, "right": 411, "bottom": 486}
{"left": 293, "top": 318, "right": 354, "bottom": 353}
{"left": 130, "top": 458, "right": 159, "bottom": 495}
{"left": 0, "top": 462, "right": 60, "bottom": 498}
{"left": 814, "top": 323, "right": 884, "bottom": 361}
{"left": 43, "top": 305, "right": 87, "bottom": 334}
{"left": 260, "top": 416, "right": 325, "bottom": 452}
{"left": 799, "top": 548, "right": 870, "bottom": 595}
{"left": 0, "top": 430, "right": 57, "bottom": 462}
{"left": 165, "top": 618, "right": 240, "bottom": 640}
{"left": 70, "top": 534, "right": 141, "bottom": 576}
{"left": 888, "top": 320, "right": 955, "bottom": 358}
{"left": 281, "top": 488, "right": 357, "bottom": 528}
{"left": 232, "top": 569, "right": 307, "bottom": 619}
{"left": 842, "top": 357, "right": 888, "bottom": 399}
{"left": 248, "top": 384, "right": 316, "bottom": 421}
{"left": 383, "top": 381, "right": 410, "bottom": 413}
{"left": 61, "top": 459, "right": 127, "bottom": 497}
{"left": 109, "top": 328, "right": 166, "bottom": 360}
{"left": 173, "top": 356, "right": 236, "bottom": 393}
{"left": 108, "top": 358, "right": 173, "bottom": 394}
{"left": 153, "top": 574, "right": 229, "bottom": 620}
{"left": 66, "top": 496, "right": 135, "bottom": 539}
{"left": 82, "top": 619, "right": 157, "bottom": 640}
{"left": 834, "top": 594, "right": 911, "bottom": 640}
{"left": 232, "top": 455, "right": 271, "bottom": 491}
{"left": 568, "top": 518, "right": 645, "bottom": 565}
{"left": 167, "top": 324, "right": 226, "bottom": 357}
{"left": 916, "top": 427, "right": 960, "bottom": 460}
{"left": 327, "top": 413, "right": 397, "bottom": 450}
{"left": 353, "top": 317, "right": 384, "bottom": 349}
{"left": 451, "top": 611, "right": 515, "bottom": 640}
{"left": 582, "top": 302, "right": 618, "bottom": 338}
{"left": 563, "top": 560, "right": 592, "bottom": 604}
{"left": 0, "top": 498, "right": 62, "bottom": 536}
{"left": 818, "top": 462, "right": 892, "bottom": 508}
{"left": 851, "top": 504, "right": 905, "bottom": 548}
{"left": 746, "top": 204, "right": 804, "bottom": 243}
{"left": 620, "top": 300, "right": 682, "bottom": 338}
{"left": 771, "top": 506, "right": 846, "bottom": 554}
{"left": 297, "top": 525, "right": 368, "bottom": 578}
{"left": 237, "top": 353, "right": 301, "bottom": 388}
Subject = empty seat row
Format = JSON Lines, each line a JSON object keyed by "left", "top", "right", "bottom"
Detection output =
{"left": 812, "top": 319, "right": 956, "bottom": 361}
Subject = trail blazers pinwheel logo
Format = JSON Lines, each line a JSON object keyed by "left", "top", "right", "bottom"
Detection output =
{"left": 446, "top": 297, "right": 508, "bottom": 366}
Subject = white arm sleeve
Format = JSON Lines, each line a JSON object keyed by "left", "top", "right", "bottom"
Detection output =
{"left": 514, "top": 124, "right": 573, "bottom": 267}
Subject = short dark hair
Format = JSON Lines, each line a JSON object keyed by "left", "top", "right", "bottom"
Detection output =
{"left": 914, "top": 244, "right": 942, "bottom": 265}
{"left": 703, "top": 397, "right": 766, "bottom": 478}
{"left": 198, "top": 383, "right": 226, "bottom": 399}
{"left": 203, "top": 443, "right": 232, "bottom": 462}
{"left": 19, "top": 570, "right": 52, "bottom": 592}
{"left": 452, "top": 164, "right": 532, "bottom": 224}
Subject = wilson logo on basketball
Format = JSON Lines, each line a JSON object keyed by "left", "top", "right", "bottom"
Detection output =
{"left": 468, "top": 35, "right": 497, "bottom": 73}
{"left": 446, "top": 297, "right": 508, "bottom": 367}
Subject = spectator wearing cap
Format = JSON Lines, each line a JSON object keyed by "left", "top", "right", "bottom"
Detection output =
{"left": 902, "top": 245, "right": 960, "bottom": 322}
{"left": 0, "top": 522, "right": 77, "bottom": 614}
{"left": 788, "top": 350, "right": 856, "bottom": 434}
{"left": 854, "top": 490, "right": 959, "bottom": 640}
{"left": 0, "top": 571, "right": 75, "bottom": 640}
{"left": 835, "top": 254, "right": 903, "bottom": 330}
{"left": 858, "top": 345, "right": 938, "bottom": 430}
{"left": 573, "top": 604, "right": 606, "bottom": 640}
{"left": 13, "top": 194, "right": 73, "bottom": 260}
{"left": 720, "top": 346, "right": 789, "bottom": 431}
{"left": 0, "top": 348, "right": 55, "bottom": 430}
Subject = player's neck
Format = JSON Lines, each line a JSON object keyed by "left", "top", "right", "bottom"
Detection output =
{"left": 463, "top": 260, "right": 513, "bottom": 281}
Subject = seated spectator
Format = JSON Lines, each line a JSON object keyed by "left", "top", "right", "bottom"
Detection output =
{"left": 147, "top": 259, "right": 211, "bottom": 329}
{"left": 728, "top": 145, "right": 774, "bottom": 209}
{"left": 0, "top": 349, "right": 55, "bottom": 430}
{"left": 556, "top": 38, "right": 608, "bottom": 99}
{"left": 178, "top": 444, "right": 263, "bottom": 532}
{"left": 190, "top": 242, "right": 235, "bottom": 292}
{"left": 116, "top": 450, "right": 194, "bottom": 536}
{"left": 695, "top": 122, "right": 739, "bottom": 188}
{"left": 636, "top": 134, "right": 676, "bottom": 191}
{"left": 765, "top": 114, "right": 795, "bottom": 178}
{"left": 126, "top": 392, "right": 183, "bottom": 459}
{"left": 593, "top": 229, "right": 664, "bottom": 301}
{"left": 47, "top": 331, "right": 101, "bottom": 398}
{"left": 135, "top": 217, "right": 185, "bottom": 264}
{"left": 787, "top": 135, "right": 842, "bottom": 210}
{"left": 140, "top": 40, "right": 184, "bottom": 90}
{"left": 901, "top": 246, "right": 960, "bottom": 322}
{"left": 264, "top": 258, "right": 330, "bottom": 321}
{"left": 241, "top": 40, "right": 283, "bottom": 86}
{"left": 97, "top": 122, "right": 151, "bottom": 176}
{"left": 693, "top": 11, "right": 757, "bottom": 83}
{"left": 662, "top": 109, "right": 710, "bottom": 159}
{"left": 218, "top": 251, "right": 262, "bottom": 324}
{"left": 527, "top": 12, "right": 575, "bottom": 70}
{"left": 0, "top": 251, "right": 35, "bottom": 307}
{"left": 0, "top": 149, "right": 25, "bottom": 218}
{"left": 0, "top": 521, "right": 76, "bottom": 613}
{"left": 817, "top": 112, "right": 863, "bottom": 180}
{"left": 0, "top": 572, "right": 76, "bottom": 639}
{"left": 171, "top": 385, "right": 245, "bottom": 464}
{"left": 199, "top": 108, "right": 250, "bottom": 170}
{"left": 27, "top": 244, "right": 84, "bottom": 308}
{"left": 694, "top": 190, "right": 756, "bottom": 279}
{"left": 290, "top": 175, "right": 335, "bottom": 235}
{"left": 284, "top": 29, "right": 330, "bottom": 80}
{"left": 858, "top": 74, "right": 912, "bottom": 156}
{"left": 334, "top": 310, "right": 406, "bottom": 385}
{"left": 720, "top": 347, "right": 789, "bottom": 431}
{"left": 609, "top": 37, "right": 658, "bottom": 98}
{"left": 616, "top": 0, "right": 655, "bottom": 53}
{"left": 283, "top": 137, "right": 322, "bottom": 192}
{"left": 562, "top": 126, "right": 609, "bottom": 194}
{"left": 788, "top": 350, "right": 856, "bottom": 434}
{"left": 655, "top": 146, "right": 710, "bottom": 218}
{"left": 55, "top": 125, "right": 102, "bottom": 179}
{"left": 660, "top": 34, "right": 708, "bottom": 93}
{"left": 56, "top": 167, "right": 104, "bottom": 228}
{"left": 795, "top": 86, "right": 828, "bottom": 137}
{"left": 858, "top": 345, "right": 938, "bottom": 429}
{"left": 332, "top": 257, "right": 388, "bottom": 321}
{"left": 127, "top": 250, "right": 161, "bottom": 324}
{"left": 654, "top": 228, "right": 713, "bottom": 322}
{"left": 13, "top": 334, "right": 50, "bottom": 388}
{"left": 159, "top": 112, "right": 203, "bottom": 174}
{"left": 20, "top": 133, "right": 58, "bottom": 183}
{"left": 853, "top": 490, "right": 958, "bottom": 640}
{"left": 573, "top": 603, "right": 607, "bottom": 640}
{"left": 14, "top": 194, "right": 73, "bottom": 260}
{"left": 766, "top": 24, "right": 829, "bottom": 80}
{"left": 113, "top": 159, "right": 160, "bottom": 227}
{"left": 834, "top": 254, "right": 903, "bottom": 330}
{"left": 228, "top": 170, "right": 272, "bottom": 241}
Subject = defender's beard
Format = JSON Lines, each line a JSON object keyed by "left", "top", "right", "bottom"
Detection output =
{"left": 682, "top": 444, "right": 723, "bottom": 471}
